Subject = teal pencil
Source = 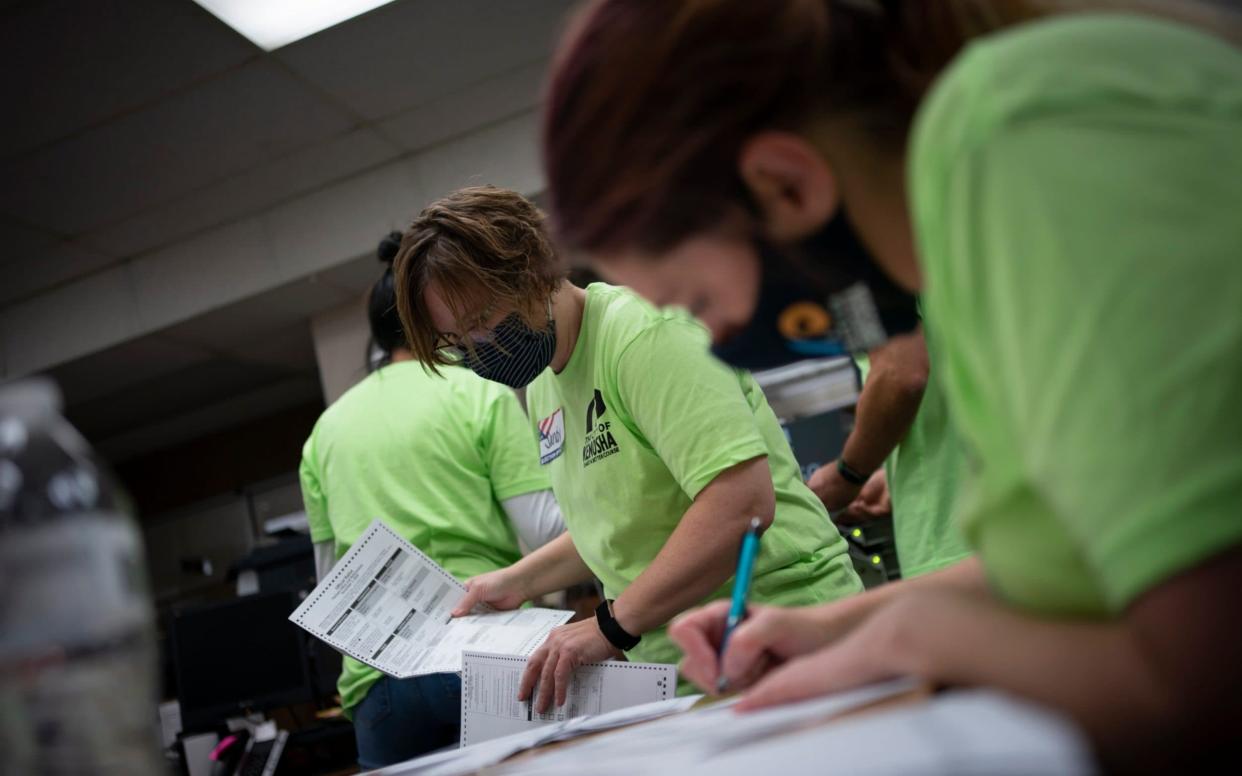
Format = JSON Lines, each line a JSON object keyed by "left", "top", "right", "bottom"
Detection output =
{"left": 716, "top": 517, "right": 763, "bottom": 693}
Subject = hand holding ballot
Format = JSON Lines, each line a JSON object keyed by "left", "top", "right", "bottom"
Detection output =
{"left": 289, "top": 521, "right": 571, "bottom": 678}
{"left": 520, "top": 617, "right": 623, "bottom": 713}
{"left": 448, "top": 533, "right": 625, "bottom": 713}
{"left": 451, "top": 561, "right": 623, "bottom": 714}
{"left": 449, "top": 567, "right": 530, "bottom": 617}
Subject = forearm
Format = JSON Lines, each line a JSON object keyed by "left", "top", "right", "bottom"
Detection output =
{"left": 613, "top": 457, "right": 774, "bottom": 636}
{"left": 509, "top": 531, "right": 595, "bottom": 600}
{"left": 842, "top": 332, "right": 929, "bottom": 472}
{"left": 811, "top": 556, "right": 986, "bottom": 636}
{"left": 899, "top": 594, "right": 1165, "bottom": 772}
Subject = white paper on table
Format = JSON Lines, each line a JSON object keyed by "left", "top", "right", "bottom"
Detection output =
{"left": 366, "top": 727, "right": 549, "bottom": 776}
{"left": 496, "top": 678, "right": 920, "bottom": 775}
{"left": 678, "top": 688, "right": 1094, "bottom": 776}
{"left": 552, "top": 693, "right": 702, "bottom": 739}
{"left": 288, "top": 520, "right": 571, "bottom": 678}
{"left": 371, "top": 694, "right": 701, "bottom": 776}
{"left": 459, "top": 651, "right": 679, "bottom": 746}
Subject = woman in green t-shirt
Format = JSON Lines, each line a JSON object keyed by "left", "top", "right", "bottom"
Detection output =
{"left": 299, "top": 233, "right": 564, "bottom": 768}
{"left": 537, "top": 0, "right": 1242, "bottom": 771}
{"left": 390, "top": 186, "right": 862, "bottom": 713}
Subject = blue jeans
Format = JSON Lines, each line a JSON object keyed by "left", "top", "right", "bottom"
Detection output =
{"left": 352, "top": 673, "right": 462, "bottom": 769}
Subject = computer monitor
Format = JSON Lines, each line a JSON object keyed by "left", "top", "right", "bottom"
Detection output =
{"left": 171, "top": 590, "right": 312, "bottom": 733}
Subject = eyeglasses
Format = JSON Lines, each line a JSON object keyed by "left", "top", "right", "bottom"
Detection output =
{"left": 432, "top": 331, "right": 479, "bottom": 356}
{"left": 433, "top": 299, "right": 553, "bottom": 357}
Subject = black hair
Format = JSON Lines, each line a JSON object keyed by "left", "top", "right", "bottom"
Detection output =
{"left": 367, "top": 231, "right": 406, "bottom": 369}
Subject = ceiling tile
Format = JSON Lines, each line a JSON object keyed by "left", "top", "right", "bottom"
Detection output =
{"left": 226, "top": 319, "right": 320, "bottom": 373}
{"left": 265, "top": 163, "right": 418, "bottom": 278}
{"left": 276, "top": 0, "right": 574, "bottom": 120}
{"left": 311, "top": 254, "right": 382, "bottom": 298}
{"left": 158, "top": 277, "right": 356, "bottom": 354}
{"left": 376, "top": 60, "right": 545, "bottom": 152}
{"left": 63, "top": 356, "right": 292, "bottom": 442}
{"left": 128, "top": 218, "right": 278, "bottom": 333}
{"left": 82, "top": 127, "right": 399, "bottom": 258}
{"left": 0, "top": 60, "right": 357, "bottom": 235}
{"left": 0, "top": 221, "right": 121, "bottom": 305}
{"left": 94, "top": 375, "right": 323, "bottom": 463}
{"left": 1, "top": 264, "right": 142, "bottom": 377}
{"left": 0, "top": 243, "right": 118, "bottom": 306}
{"left": 43, "top": 334, "right": 213, "bottom": 408}
{"left": 400, "top": 110, "right": 542, "bottom": 200}
{"left": 0, "top": 0, "right": 256, "bottom": 157}
{"left": 0, "top": 220, "right": 61, "bottom": 266}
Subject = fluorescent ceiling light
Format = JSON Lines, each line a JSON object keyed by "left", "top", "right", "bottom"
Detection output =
{"left": 193, "top": 0, "right": 398, "bottom": 51}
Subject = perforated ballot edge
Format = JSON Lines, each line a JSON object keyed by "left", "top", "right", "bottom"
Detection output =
{"left": 459, "top": 650, "right": 677, "bottom": 747}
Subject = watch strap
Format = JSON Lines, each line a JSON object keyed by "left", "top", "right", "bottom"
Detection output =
{"left": 837, "top": 457, "right": 871, "bottom": 486}
{"left": 595, "top": 599, "right": 641, "bottom": 652}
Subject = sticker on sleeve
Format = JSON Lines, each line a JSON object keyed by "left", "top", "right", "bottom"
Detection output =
{"left": 538, "top": 407, "right": 565, "bottom": 465}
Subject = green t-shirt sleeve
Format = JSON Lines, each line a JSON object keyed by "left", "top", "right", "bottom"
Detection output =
{"left": 480, "top": 387, "right": 550, "bottom": 501}
{"left": 918, "top": 59, "right": 1242, "bottom": 610}
{"left": 614, "top": 318, "right": 769, "bottom": 499}
{"left": 299, "top": 433, "right": 334, "bottom": 544}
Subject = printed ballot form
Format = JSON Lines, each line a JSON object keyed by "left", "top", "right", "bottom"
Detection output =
{"left": 289, "top": 520, "right": 571, "bottom": 678}
{"left": 460, "top": 651, "right": 678, "bottom": 746}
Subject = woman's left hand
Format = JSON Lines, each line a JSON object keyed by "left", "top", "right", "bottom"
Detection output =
{"left": 521, "top": 618, "right": 623, "bottom": 713}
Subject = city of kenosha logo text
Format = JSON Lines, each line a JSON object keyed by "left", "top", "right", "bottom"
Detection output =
{"left": 582, "top": 388, "right": 620, "bottom": 466}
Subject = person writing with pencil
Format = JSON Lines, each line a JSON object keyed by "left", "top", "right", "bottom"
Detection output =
{"left": 539, "top": 0, "right": 1242, "bottom": 770}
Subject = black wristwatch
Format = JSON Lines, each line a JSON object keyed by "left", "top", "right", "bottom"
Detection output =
{"left": 595, "top": 599, "right": 641, "bottom": 652}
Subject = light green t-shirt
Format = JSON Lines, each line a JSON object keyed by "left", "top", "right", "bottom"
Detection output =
{"left": 299, "top": 361, "right": 549, "bottom": 711}
{"left": 526, "top": 284, "right": 862, "bottom": 669}
{"left": 911, "top": 14, "right": 1242, "bottom": 616}
{"left": 856, "top": 328, "right": 972, "bottom": 578}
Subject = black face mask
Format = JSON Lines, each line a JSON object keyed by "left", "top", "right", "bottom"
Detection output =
{"left": 458, "top": 310, "right": 557, "bottom": 389}
{"left": 711, "top": 213, "right": 920, "bottom": 371}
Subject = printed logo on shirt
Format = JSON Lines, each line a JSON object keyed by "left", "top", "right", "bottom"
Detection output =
{"left": 582, "top": 388, "right": 620, "bottom": 467}
{"left": 538, "top": 407, "right": 565, "bottom": 465}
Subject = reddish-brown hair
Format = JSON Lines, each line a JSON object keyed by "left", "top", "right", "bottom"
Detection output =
{"left": 392, "top": 186, "right": 564, "bottom": 372}
{"left": 542, "top": 0, "right": 1038, "bottom": 256}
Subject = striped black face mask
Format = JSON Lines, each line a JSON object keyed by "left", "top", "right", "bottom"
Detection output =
{"left": 457, "top": 306, "right": 557, "bottom": 389}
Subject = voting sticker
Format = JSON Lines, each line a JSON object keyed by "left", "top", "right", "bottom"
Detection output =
{"left": 538, "top": 407, "right": 565, "bottom": 465}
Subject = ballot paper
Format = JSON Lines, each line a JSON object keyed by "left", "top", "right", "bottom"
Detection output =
{"left": 459, "top": 651, "right": 678, "bottom": 746}
{"left": 289, "top": 520, "right": 571, "bottom": 678}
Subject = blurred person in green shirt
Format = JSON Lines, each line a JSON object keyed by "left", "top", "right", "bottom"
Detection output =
{"left": 829, "top": 331, "right": 970, "bottom": 579}
{"left": 540, "top": 1, "right": 1242, "bottom": 770}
